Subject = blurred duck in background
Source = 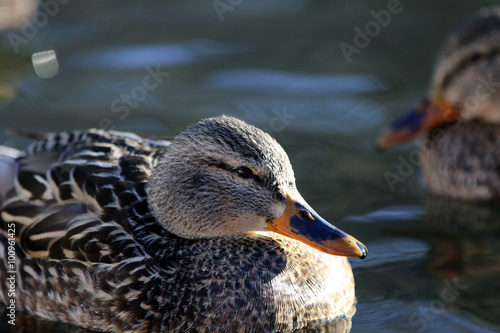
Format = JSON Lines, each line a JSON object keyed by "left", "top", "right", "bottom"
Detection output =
{"left": 377, "top": 7, "right": 500, "bottom": 204}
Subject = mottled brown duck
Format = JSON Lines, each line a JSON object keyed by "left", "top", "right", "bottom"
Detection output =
{"left": 0, "top": 116, "right": 366, "bottom": 332}
{"left": 377, "top": 7, "right": 500, "bottom": 203}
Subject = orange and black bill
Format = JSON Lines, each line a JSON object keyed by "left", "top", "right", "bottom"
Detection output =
{"left": 376, "top": 97, "right": 460, "bottom": 150}
{"left": 267, "top": 193, "right": 367, "bottom": 259}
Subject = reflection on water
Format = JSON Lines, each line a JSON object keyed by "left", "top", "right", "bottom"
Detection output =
{"left": 1, "top": 0, "right": 500, "bottom": 332}
{"left": 422, "top": 197, "right": 500, "bottom": 327}
{"left": 351, "top": 198, "right": 500, "bottom": 333}
{"left": 423, "top": 197, "right": 500, "bottom": 236}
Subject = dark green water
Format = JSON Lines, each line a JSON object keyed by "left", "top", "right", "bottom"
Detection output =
{"left": 1, "top": 0, "right": 500, "bottom": 332}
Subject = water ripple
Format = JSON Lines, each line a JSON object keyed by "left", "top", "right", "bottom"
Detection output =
{"left": 72, "top": 40, "right": 253, "bottom": 69}
{"left": 343, "top": 205, "right": 424, "bottom": 223}
{"left": 204, "top": 69, "right": 386, "bottom": 95}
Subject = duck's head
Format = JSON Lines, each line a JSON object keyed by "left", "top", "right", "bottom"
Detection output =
{"left": 377, "top": 7, "right": 500, "bottom": 149}
{"left": 148, "top": 116, "right": 367, "bottom": 259}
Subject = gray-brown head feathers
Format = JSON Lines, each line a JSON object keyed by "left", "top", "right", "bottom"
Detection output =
{"left": 147, "top": 116, "right": 296, "bottom": 239}
{"left": 431, "top": 7, "right": 500, "bottom": 123}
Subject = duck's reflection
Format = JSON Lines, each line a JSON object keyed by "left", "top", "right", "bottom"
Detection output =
{"left": 422, "top": 197, "right": 500, "bottom": 327}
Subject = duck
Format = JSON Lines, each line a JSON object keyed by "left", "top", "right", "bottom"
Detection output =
{"left": 377, "top": 7, "right": 500, "bottom": 203}
{"left": 0, "top": 115, "right": 367, "bottom": 332}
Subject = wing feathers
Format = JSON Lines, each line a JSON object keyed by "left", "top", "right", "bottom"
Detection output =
{"left": 1, "top": 129, "right": 168, "bottom": 266}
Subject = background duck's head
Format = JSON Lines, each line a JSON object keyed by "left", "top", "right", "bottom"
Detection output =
{"left": 148, "top": 115, "right": 366, "bottom": 258}
{"left": 377, "top": 7, "right": 500, "bottom": 149}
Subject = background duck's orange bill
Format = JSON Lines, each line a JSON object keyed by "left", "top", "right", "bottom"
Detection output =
{"left": 377, "top": 97, "right": 460, "bottom": 150}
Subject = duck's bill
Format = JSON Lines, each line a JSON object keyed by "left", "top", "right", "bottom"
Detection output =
{"left": 376, "top": 97, "right": 460, "bottom": 150}
{"left": 267, "top": 193, "right": 367, "bottom": 259}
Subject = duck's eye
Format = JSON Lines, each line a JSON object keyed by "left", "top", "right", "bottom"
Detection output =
{"left": 298, "top": 208, "right": 314, "bottom": 221}
{"left": 237, "top": 167, "right": 253, "bottom": 178}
